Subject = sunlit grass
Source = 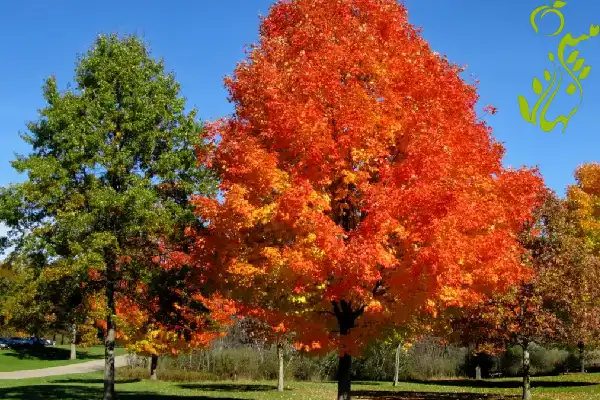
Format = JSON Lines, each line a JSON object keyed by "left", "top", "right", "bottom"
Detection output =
{"left": 1, "top": 370, "right": 600, "bottom": 399}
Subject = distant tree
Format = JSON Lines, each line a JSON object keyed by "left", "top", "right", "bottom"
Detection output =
{"left": 0, "top": 264, "right": 13, "bottom": 328}
{"left": 0, "top": 248, "right": 92, "bottom": 360}
{"left": 377, "top": 314, "right": 432, "bottom": 386}
{"left": 234, "top": 311, "right": 295, "bottom": 392}
{"left": 448, "top": 283, "right": 559, "bottom": 400}
{"left": 567, "top": 163, "right": 600, "bottom": 253}
{"left": 101, "top": 265, "right": 237, "bottom": 380}
{"left": 0, "top": 34, "right": 216, "bottom": 400}
{"left": 563, "top": 164, "right": 600, "bottom": 372}
{"left": 447, "top": 192, "right": 599, "bottom": 400}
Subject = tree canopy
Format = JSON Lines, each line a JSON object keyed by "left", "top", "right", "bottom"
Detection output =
{"left": 175, "top": 0, "right": 545, "bottom": 398}
{"left": 0, "top": 34, "right": 220, "bottom": 400}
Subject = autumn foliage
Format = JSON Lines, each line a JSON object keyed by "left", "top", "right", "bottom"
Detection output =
{"left": 115, "top": 293, "right": 234, "bottom": 357}
{"left": 88, "top": 261, "right": 237, "bottom": 358}
{"left": 568, "top": 163, "right": 600, "bottom": 254}
{"left": 565, "top": 164, "right": 600, "bottom": 360}
{"left": 175, "top": 2, "right": 544, "bottom": 397}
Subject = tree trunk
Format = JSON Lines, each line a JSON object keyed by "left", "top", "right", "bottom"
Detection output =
{"left": 473, "top": 344, "right": 481, "bottom": 380}
{"left": 522, "top": 341, "right": 531, "bottom": 400}
{"left": 61, "top": 332, "right": 65, "bottom": 345}
{"left": 103, "top": 254, "right": 117, "bottom": 400}
{"left": 338, "top": 353, "right": 352, "bottom": 400}
{"left": 70, "top": 323, "right": 77, "bottom": 360}
{"left": 393, "top": 343, "right": 401, "bottom": 386}
{"left": 260, "top": 347, "right": 265, "bottom": 363}
{"left": 150, "top": 354, "right": 158, "bottom": 380}
{"left": 578, "top": 341, "right": 585, "bottom": 373}
{"left": 277, "top": 343, "right": 284, "bottom": 392}
{"left": 332, "top": 300, "right": 363, "bottom": 400}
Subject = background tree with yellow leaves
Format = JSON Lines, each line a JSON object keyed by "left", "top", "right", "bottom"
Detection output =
{"left": 564, "top": 163, "right": 600, "bottom": 372}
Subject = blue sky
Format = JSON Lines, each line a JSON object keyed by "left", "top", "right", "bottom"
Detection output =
{"left": 1, "top": 0, "right": 599, "bottom": 197}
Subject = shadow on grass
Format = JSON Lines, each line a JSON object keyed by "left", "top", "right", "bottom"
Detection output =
{"left": 353, "top": 391, "right": 518, "bottom": 399}
{"left": 178, "top": 383, "right": 285, "bottom": 392}
{"left": 409, "top": 379, "right": 598, "bottom": 389}
{"left": 51, "top": 378, "right": 142, "bottom": 384}
{"left": 0, "top": 385, "right": 243, "bottom": 400}
{"left": 5, "top": 346, "right": 103, "bottom": 361}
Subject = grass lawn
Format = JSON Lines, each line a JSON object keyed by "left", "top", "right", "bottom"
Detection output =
{"left": 0, "top": 345, "right": 126, "bottom": 372}
{"left": 1, "top": 371, "right": 600, "bottom": 399}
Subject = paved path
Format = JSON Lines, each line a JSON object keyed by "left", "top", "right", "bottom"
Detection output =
{"left": 0, "top": 355, "right": 127, "bottom": 380}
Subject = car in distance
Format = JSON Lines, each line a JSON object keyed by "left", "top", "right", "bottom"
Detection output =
{"left": 8, "top": 337, "right": 30, "bottom": 347}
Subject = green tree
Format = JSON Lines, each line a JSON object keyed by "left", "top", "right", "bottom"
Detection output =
{"left": 0, "top": 34, "right": 215, "bottom": 400}
{"left": 0, "top": 248, "right": 95, "bottom": 358}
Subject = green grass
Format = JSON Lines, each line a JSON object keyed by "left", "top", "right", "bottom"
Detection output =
{"left": 0, "top": 345, "right": 126, "bottom": 372}
{"left": 1, "top": 371, "right": 600, "bottom": 399}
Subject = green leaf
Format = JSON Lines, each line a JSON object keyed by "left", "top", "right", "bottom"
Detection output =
{"left": 580, "top": 65, "right": 592, "bottom": 80}
{"left": 573, "top": 59, "right": 585, "bottom": 72}
{"left": 544, "top": 70, "right": 551, "bottom": 81}
{"left": 553, "top": 0, "right": 567, "bottom": 7}
{"left": 566, "top": 83, "right": 576, "bottom": 95}
{"left": 549, "top": 52, "right": 555, "bottom": 61}
{"left": 532, "top": 78, "right": 543, "bottom": 95}
{"left": 591, "top": 24, "right": 600, "bottom": 37}
{"left": 567, "top": 51, "right": 580, "bottom": 64}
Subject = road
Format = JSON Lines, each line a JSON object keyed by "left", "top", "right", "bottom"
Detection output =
{"left": 0, "top": 355, "right": 127, "bottom": 380}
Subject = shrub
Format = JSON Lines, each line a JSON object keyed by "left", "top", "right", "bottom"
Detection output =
{"left": 118, "top": 366, "right": 218, "bottom": 382}
{"left": 120, "top": 335, "right": 598, "bottom": 383}
{"left": 461, "top": 352, "right": 498, "bottom": 378}
{"left": 404, "top": 337, "right": 467, "bottom": 380}
{"left": 498, "top": 344, "right": 570, "bottom": 377}
{"left": 529, "top": 345, "right": 568, "bottom": 375}
{"left": 352, "top": 341, "right": 397, "bottom": 381}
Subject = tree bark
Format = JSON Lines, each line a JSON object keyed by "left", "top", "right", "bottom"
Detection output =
{"left": 474, "top": 344, "right": 481, "bottom": 380}
{"left": 277, "top": 343, "right": 284, "bottom": 392}
{"left": 70, "top": 323, "right": 77, "bottom": 360}
{"left": 150, "top": 354, "right": 159, "bottom": 380}
{"left": 522, "top": 341, "right": 531, "bottom": 400}
{"left": 333, "top": 300, "right": 363, "bottom": 400}
{"left": 258, "top": 343, "right": 264, "bottom": 364}
{"left": 578, "top": 341, "right": 585, "bottom": 373}
{"left": 338, "top": 353, "right": 352, "bottom": 400}
{"left": 103, "top": 251, "right": 117, "bottom": 400}
{"left": 393, "top": 343, "right": 401, "bottom": 386}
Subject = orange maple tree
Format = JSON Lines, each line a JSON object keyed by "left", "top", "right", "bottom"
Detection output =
{"left": 179, "top": 0, "right": 544, "bottom": 398}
